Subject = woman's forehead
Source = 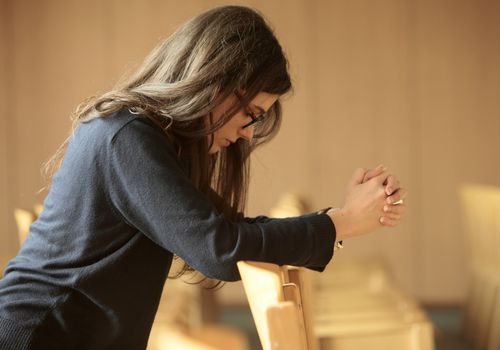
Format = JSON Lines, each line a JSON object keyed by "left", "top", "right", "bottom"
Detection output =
{"left": 248, "top": 92, "right": 280, "bottom": 113}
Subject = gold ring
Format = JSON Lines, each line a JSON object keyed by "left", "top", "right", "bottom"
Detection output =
{"left": 393, "top": 199, "right": 404, "bottom": 205}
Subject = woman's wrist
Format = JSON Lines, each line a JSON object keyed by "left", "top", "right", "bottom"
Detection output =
{"left": 327, "top": 208, "right": 351, "bottom": 241}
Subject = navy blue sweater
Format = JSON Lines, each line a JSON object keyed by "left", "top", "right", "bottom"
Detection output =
{"left": 0, "top": 110, "right": 336, "bottom": 349}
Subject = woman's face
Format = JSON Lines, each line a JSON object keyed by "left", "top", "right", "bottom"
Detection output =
{"left": 208, "top": 91, "right": 279, "bottom": 154}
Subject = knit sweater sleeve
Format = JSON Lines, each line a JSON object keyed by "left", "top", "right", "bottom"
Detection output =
{"left": 206, "top": 187, "right": 275, "bottom": 224}
{"left": 105, "top": 117, "right": 336, "bottom": 281}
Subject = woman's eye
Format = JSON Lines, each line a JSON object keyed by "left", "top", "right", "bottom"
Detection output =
{"left": 246, "top": 111, "right": 256, "bottom": 120}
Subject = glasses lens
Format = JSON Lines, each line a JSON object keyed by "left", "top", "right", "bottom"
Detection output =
{"left": 235, "top": 91, "right": 268, "bottom": 129}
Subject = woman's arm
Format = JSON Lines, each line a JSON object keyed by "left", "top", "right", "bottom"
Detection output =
{"left": 104, "top": 117, "right": 336, "bottom": 281}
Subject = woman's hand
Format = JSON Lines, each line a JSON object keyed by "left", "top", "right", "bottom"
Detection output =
{"left": 362, "top": 165, "right": 407, "bottom": 227}
{"left": 328, "top": 168, "right": 388, "bottom": 240}
{"left": 328, "top": 165, "right": 407, "bottom": 240}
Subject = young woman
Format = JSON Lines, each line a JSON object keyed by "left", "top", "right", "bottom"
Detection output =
{"left": 0, "top": 5, "right": 406, "bottom": 350}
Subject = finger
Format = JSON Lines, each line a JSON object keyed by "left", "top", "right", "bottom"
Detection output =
{"left": 362, "top": 164, "right": 386, "bottom": 183}
{"left": 379, "top": 216, "right": 398, "bottom": 227}
{"left": 349, "top": 167, "right": 367, "bottom": 187}
{"left": 383, "top": 203, "right": 406, "bottom": 215}
{"left": 381, "top": 212, "right": 402, "bottom": 221}
{"left": 385, "top": 175, "right": 401, "bottom": 196}
{"left": 386, "top": 188, "right": 407, "bottom": 205}
{"left": 371, "top": 170, "right": 390, "bottom": 185}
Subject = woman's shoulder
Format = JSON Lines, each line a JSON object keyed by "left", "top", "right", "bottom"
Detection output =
{"left": 79, "top": 109, "right": 153, "bottom": 136}
{"left": 63, "top": 109, "right": 178, "bottom": 172}
{"left": 76, "top": 109, "right": 169, "bottom": 148}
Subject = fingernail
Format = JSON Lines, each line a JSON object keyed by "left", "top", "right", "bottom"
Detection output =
{"left": 386, "top": 197, "right": 392, "bottom": 204}
{"left": 383, "top": 205, "right": 389, "bottom": 212}
{"left": 380, "top": 217, "right": 385, "bottom": 224}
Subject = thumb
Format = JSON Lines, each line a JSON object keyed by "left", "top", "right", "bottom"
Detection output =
{"left": 362, "top": 164, "right": 386, "bottom": 183}
{"left": 349, "top": 168, "right": 367, "bottom": 187}
{"left": 372, "top": 170, "right": 390, "bottom": 185}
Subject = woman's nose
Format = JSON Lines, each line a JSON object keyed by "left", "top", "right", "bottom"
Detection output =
{"left": 237, "top": 124, "right": 255, "bottom": 141}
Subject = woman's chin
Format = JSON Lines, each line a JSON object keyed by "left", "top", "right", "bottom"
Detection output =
{"left": 208, "top": 145, "right": 220, "bottom": 154}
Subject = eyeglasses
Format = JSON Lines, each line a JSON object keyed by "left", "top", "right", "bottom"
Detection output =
{"left": 242, "top": 111, "right": 266, "bottom": 129}
{"left": 234, "top": 91, "right": 267, "bottom": 129}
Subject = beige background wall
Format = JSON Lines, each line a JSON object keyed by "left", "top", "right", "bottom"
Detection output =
{"left": 1, "top": 0, "right": 499, "bottom": 303}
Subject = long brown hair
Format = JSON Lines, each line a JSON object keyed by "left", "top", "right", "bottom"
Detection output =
{"left": 44, "top": 5, "right": 292, "bottom": 280}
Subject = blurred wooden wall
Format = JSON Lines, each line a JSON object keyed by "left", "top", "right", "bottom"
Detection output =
{"left": 0, "top": 0, "right": 499, "bottom": 303}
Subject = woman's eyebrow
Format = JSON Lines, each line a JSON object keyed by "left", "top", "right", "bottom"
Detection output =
{"left": 251, "top": 104, "right": 266, "bottom": 115}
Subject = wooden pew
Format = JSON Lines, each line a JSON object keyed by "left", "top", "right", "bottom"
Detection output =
{"left": 0, "top": 257, "right": 8, "bottom": 278}
{"left": 238, "top": 258, "right": 435, "bottom": 350}
{"left": 459, "top": 184, "right": 500, "bottom": 350}
{"left": 247, "top": 192, "right": 435, "bottom": 350}
{"left": 237, "top": 261, "right": 314, "bottom": 350}
{"left": 147, "top": 258, "right": 248, "bottom": 350}
{"left": 488, "top": 190, "right": 500, "bottom": 350}
{"left": 148, "top": 322, "right": 248, "bottom": 350}
{"left": 14, "top": 208, "right": 36, "bottom": 246}
{"left": 313, "top": 260, "right": 434, "bottom": 350}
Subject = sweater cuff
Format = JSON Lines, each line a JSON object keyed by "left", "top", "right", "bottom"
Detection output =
{"left": 302, "top": 212, "right": 336, "bottom": 272}
{"left": 0, "top": 316, "right": 33, "bottom": 350}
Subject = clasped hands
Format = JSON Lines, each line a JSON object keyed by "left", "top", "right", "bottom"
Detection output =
{"left": 327, "top": 164, "right": 407, "bottom": 240}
